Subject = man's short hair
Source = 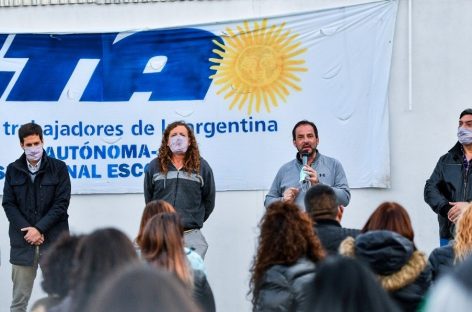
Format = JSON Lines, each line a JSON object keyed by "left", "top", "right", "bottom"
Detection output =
{"left": 18, "top": 123, "right": 43, "bottom": 144}
{"left": 292, "top": 120, "right": 318, "bottom": 140}
{"left": 460, "top": 109, "right": 472, "bottom": 119}
{"left": 305, "top": 184, "right": 338, "bottom": 220}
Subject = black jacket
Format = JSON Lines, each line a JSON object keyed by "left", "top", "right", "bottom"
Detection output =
{"left": 428, "top": 244, "right": 455, "bottom": 282}
{"left": 314, "top": 219, "right": 360, "bottom": 255}
{"left": 253, "top": 257, "right": 317, "bottom": 312}
{"left": 2, "top": 152, "right": 71, "bottom": 266}
{"left": 424, "top": 142, "right": 472, "bottom": 239}
{"left": 193, "top": 270, "right": 216, "bottom": 312}
{"left": 340, "top": 231, "right": 432, "bottom": 312}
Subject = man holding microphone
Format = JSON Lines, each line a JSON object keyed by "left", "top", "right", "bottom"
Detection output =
{"left": 264, "top": 120, "right": 350, "bottom": 209}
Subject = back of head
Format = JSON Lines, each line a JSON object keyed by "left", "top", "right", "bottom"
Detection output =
{"left": 136, "top": 200, "right": 176, "bottom": 246}
{"left": 362, "top": 202, "right": 415, "bottom": 241}
{"left": 140, "top": 213, "right": 192, "bottom": 286}
{"left": 425, "top": 254, "right": 472, "bottom": 312}
{"left": 304, "top": 184, "right": 338, "bottom": 220}
{"left": 250, "top": 201, "right": 325, "bottom": 305}
{"left": 256, "top": 201, "right": 325, "bottom": 263}
{"left": 454, "top": 203, "right": 472, "bottom": 262}
{"left": 88, "top": 263, "right": 200, "bottom": 312}
{"left": 70, "top": 228, "right": 138, "bottom": 312}
{"left": 310, "top": 256, "right": 400, "bottom": 312}
{"left": 41, "top": 233, "right": 83, "bottom": 298}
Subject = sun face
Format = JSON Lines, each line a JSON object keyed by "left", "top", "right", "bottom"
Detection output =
{"left": 210, "top": 19, "right": 307, "bottom": 114}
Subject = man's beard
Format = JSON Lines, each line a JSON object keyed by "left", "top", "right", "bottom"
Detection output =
{"left": 299, "top": 145, "right": 315, "bottom": 156}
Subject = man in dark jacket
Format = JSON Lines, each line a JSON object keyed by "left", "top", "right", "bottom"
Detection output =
{"left": 425, "top": 109, "right": 472, "bottom": 246}
{"left": 304, "top": 184, "right": 359, "bottom": 254}
{"left": 2, "top": 123, "right": 71, "bottom": 312}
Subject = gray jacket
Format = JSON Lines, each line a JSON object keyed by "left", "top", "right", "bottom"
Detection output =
{"left": 144, "top": 157, "right": 215, "bottom": 230}
{"left": 265, "top": 151, "right": 350, "bottom": 209}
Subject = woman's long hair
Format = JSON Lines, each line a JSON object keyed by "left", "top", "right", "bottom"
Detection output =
{"left": 88, "top": 264, "right": 200, "bottom": 312}
{"left": 311, "top": 256, "right": 401, "bottom": 312}
{"left": 140, "top": 212, "right": 193, "bottom": 287}
{"left": 454, "top": 203, "right": 472, "bottom": 262}
{"left": 249, "top": 201, "right": 326, "bottom": 305}
{"left": 362, "top": 202, "right": 415, "bottom": 241}
{"left": 69, "top": 228, "right": 138, "bottom": 312}
{"left": 157, "top": 121, "right": 200, "bottom": 174}
{"left": 136, "top": 200, "right": 175, "bottom": 247}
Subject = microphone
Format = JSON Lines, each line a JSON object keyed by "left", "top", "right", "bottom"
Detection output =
{"left": 299, "top": 152, "right": 309, "bottom": 184}
{"left": 302, "top": 153, "right": 308, "bottom": 167}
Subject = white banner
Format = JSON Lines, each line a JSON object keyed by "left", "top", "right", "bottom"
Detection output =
{"left": 0, "top": 0, "right": 397, "bottom": 194}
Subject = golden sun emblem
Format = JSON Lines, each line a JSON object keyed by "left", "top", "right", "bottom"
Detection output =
{"left": 210, "top": 19, "right": 308, "bottom": 114}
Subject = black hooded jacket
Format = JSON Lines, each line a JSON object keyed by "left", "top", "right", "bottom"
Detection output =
{"left": 424, "top": 142, "right": 472, "bottom": 239}
{"left": 428, "top": 244, "right": 455, "bottom": 281}
{"left": 2, "top": 152, "right": 71, "bottom": 266}
{"left": 340, "top": 231, "right": 432, "bottom": 312}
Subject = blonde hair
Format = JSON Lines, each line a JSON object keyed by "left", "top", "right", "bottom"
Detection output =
{"left": 453, "top": 203, "right": 472, "bottom": 263}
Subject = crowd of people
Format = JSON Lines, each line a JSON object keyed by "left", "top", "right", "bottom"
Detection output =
{"left": 23, "top": 193, "right": 472, "bottom": 312}
{"left": 3, "top": 112, "right": 472, "bottom": 312}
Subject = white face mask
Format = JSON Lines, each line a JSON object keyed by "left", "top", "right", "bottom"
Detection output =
{"left": 24, "top": 145, "right": 43, "bottom": 162}
{"left": 458, "top": 127, "right": 472, "bottom": 145}
{"left": 168, "top": 135, "right": 189, "bottom": 155}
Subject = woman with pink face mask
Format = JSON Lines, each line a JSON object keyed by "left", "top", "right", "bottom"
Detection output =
{"left": 144, "top": 121, "right": 215, "bottom": 259}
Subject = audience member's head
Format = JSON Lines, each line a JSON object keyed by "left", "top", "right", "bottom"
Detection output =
{"left": 140, "top": 212, "right": 193, "bottom": 287}
{"left": 250, "top": 201, "right": 325, "bottom": 305}
{"left": 362, "top": 202, "right": 414, "bottom": 241}
{"left": 30, "top": 233, "right": 83, "bottom": 312}
{"left": 425, "top": 254, "right": 472, "bottom": 312}
{"left": 40, "top": 233, "right": 82, "bottom": 298}
{"left": 310, "top": 256, "right": 401, "bottom": 312}
{"left": 88, "top": 264, "right": 199, "bottom": 312}
{"left": 136, "top": 200, "right": 175, "bottom": 246}
{"left": 69, "top": 228, "right": 138, "bottom": 312}
{"left": 454, "top": 203, "right": 472, "bottom": 262}
{"left": 305, "top": 184, "right": 340, "bottom": 221}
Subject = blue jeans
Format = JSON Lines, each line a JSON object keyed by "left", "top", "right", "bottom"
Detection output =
{"left": 440, "top": 238, "right": 450, "bottom": 247}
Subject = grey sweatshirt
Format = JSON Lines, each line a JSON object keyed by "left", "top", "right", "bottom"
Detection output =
{"left": 264, "top": 151, "right": 350, "bottom": 209}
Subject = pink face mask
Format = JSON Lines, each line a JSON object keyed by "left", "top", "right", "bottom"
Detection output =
{"left": 24, "top": 145, "right": 43, "bottom": 162}
{"left": 168, "top": 135, "right": 188, "bottom": 155}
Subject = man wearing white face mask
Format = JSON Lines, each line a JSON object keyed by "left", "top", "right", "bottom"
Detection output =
{"left": 144, "top": 121, "right": 215, "bottom": 259}
{"left": 425, "top": 109, "right": 472, "bottom": 247}
{"left": 2, "top": 123, "right": 71, "bottom": 312}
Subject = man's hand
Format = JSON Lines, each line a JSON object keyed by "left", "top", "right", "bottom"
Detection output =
{"left": 21, "top": 227, "right": 43, "bottom": 245}
{"left": 303, "top": 165, "right": 319, "bottom": 185}
{"left": 283, "top": 187, "right": 300, "bottom": 203}
{"left": 448, "top": 201, "right": 469, "bottom": 223}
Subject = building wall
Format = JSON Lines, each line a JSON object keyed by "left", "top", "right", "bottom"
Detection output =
{"left": 1, "top": 0, "right": 471, "bottom": 311}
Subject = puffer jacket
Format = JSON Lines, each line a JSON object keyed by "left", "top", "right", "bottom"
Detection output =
{"left": 253, "top": 257, "right": 317, "bottom": 312}
{"left": 424, "top": 142, "right": 472, "bottom": 239}
{"left": 340, "top": 230, "right": 432, "bottom": 312}
{"left": 2, "top": 152, "right": 71, "bottom": 266}
{"left": 428, "top": 244, "right": 455, "bottom": 282}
